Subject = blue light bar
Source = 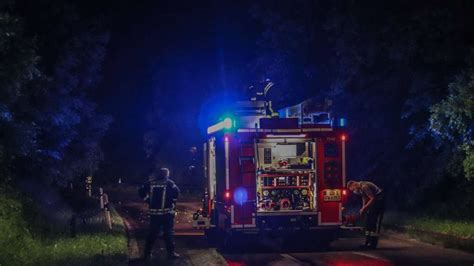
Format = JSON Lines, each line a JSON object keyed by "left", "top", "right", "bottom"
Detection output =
{"left": 223, "top": 118, "right": 232, "bottom": 129}
{"left": 338, "top": 118, "right": 347, "bottom": 127}
{"left": 207, "top": 117, "right": 233, "bottom": 134}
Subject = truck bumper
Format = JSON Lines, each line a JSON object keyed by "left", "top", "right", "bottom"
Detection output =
{"left": 229, "top": 213, "right": 340, "bottom": 234}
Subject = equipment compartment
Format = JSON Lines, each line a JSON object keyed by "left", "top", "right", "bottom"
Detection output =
{"left": 257, "top": 172, "right": 316, "bottom": 212}
{"left": 256, "top": 141, "right": 315, "bottom": 171}
{"left": 255, "top": 140, "right": 316, "bottom": 213}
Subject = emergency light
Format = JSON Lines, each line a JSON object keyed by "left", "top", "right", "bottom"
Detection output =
{"left": 338, "top": 118, "right": 347, "bottom": 127}
{"left": 233, "top": 187, "right": 248, "bottom": 206}
{"left": 207, "top": 117, "right": 234, "bottom": 134}
{"left": 223, "top": 118, "right": 233, "bottom": 129}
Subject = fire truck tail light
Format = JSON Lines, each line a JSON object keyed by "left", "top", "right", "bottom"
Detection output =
{"left": 342, "top": 189, "right": 347, "bottom": 196}
{"left": 341, "top": 134, "right": 347, "bottom": 141}
{"left": 342, "top": 189, "right": 349, "bottom": 204}
{"left": 224, "top": 190, "right": 231, "bottom": 199}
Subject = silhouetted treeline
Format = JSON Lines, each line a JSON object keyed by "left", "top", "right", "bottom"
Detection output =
{"left": 0, "top": 1, "right": 111, "bottom": 185}
{"left": 2, "top": 0, "right": 473, "bottom": 218}
{"left": 250, "top": 0, "right": 474, "bottom": 217}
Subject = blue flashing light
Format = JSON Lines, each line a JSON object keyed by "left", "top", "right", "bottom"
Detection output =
{"left": 233, "top": 187, "right": 248, "bottom": 206}
{"left": 207, "top": 117, "right": 234, "bottom": 134}
{"left": 223, "top": 117, "right": 233, "bottom": 129}
{"left": 338, "top": 118, "right": 347, "bottom": 127}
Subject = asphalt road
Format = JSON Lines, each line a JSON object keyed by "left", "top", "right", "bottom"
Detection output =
{"left": 110, "top": 186, "right": 474, "bottom": 266}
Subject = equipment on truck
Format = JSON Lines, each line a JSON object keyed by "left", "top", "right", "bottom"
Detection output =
{"left": 193, "top": 87, "right": 348, "bottom": 247}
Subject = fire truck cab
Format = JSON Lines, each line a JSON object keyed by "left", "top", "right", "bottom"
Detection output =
{"left": 196, "top": 99, "right": 348, "bottom": 246}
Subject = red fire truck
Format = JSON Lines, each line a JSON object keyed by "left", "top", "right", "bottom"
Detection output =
{"left": 194, "top": 99, "right": 348, "bottom": 247}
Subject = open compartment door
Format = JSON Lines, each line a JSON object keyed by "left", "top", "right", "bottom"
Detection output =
{"left": 254, "top": 138, "right": 317, "bottom": 214}
{"left": 230, "top": 137, "right": 257, "bottom": 228}
{"left": 317, "top": 137, "right": 343, "bottom": 225}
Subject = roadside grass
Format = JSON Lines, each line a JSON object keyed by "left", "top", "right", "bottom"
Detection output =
{"left": 384, "top": 211, "right": 474, "bottom": 239}
{"left": 0, "top": 185, "right": 127, "bottom": 265}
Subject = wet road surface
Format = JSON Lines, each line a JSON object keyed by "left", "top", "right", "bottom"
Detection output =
{"left": 109, "top": 186, "right": 474, "bottom": 266}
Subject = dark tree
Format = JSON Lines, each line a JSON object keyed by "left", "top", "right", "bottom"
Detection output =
{"left": 249, "top": 0, "right": 474, "bottom": 215}
{"left": 0, "top": 1, "right": 112, "bottom": 185}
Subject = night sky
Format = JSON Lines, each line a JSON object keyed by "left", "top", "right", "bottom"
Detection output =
{"left": 92, "top": 1, "right": 257, "bottom": 181}
{"left": 4, "top": 2, "right": 474, "bottom": 263}
{"left": 4, "top": 0, "right": 474, "bottom": 204}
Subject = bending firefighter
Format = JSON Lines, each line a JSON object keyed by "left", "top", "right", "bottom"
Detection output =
{"left": 347, "top": 180, "right": 385, "bottom": 249}
{"left": 139, "top": 167, "right": 180, "bottom": 259}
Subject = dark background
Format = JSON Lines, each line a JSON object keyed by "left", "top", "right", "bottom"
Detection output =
{"left": 1, "top": 0, "right": 474, "bottom": 217}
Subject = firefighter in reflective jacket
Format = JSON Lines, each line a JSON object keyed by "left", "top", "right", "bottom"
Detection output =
{"left": 139, "top": 167, "right": 180, "bottom": 259}
{"left": 347, "top": 180, "right": 385, "bottom": 249}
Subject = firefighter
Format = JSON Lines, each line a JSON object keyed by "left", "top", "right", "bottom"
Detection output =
{"left": 247, "top": 79, "right": 279, "bottom": 117}
{"left": 139, "top": 167, "right": 180, "bottom": 259}
{"left": 347, "top": 180, "right": 385, "bottom": 249}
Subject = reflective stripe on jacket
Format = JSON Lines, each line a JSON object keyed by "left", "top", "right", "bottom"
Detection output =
{"left": 139, "top": 178, "right": 180, "bottom": 216}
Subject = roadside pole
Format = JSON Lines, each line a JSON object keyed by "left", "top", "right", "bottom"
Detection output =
{"left": 85, "top": 176, "right": 93, "bottom": 197}
{"left": 103, "top": 192, "right": 112, "bottom": 230}
{"left": 99, "top": 186, "right": 112, "bottom": 229}
{"left": 99, "top": 187, "right": 104, "bottom": 209}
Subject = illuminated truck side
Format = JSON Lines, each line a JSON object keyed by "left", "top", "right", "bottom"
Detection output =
{"left": 195, "top": 100, "right": 348, "bottom": 247}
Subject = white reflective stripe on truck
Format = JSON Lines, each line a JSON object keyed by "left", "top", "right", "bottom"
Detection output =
{"left": 237, "top": 128, "right": 333, "bottom": 133}
{"left": 339, "top": 202, "right": 342, "bottom": 222}
{"left": 342, "top": 137, "right": 346, "bottom": 186}
{"left": 231, "top": 205, "right": 235, "bottom": 224}
{"left": 312, "top": 141, "right": 317, "bottom": 211}
{"left": 257, "top": 211, "right": 318, "bottom": 216}
{"left": 225, "top": 136, "right": 229, "bottom": 190}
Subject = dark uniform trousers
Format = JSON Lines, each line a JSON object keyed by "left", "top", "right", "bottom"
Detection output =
{"left": 364, "top": 192, "right": 385, "bottom": 248}
{"left": 144, "top": 213, "right": 176, "bottom": 256}
{"left": 139, "top": 177, "right": 180, "bottom": 257}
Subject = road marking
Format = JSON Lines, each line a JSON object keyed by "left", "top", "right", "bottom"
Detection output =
{"left": 280, "top": 254, "right": 303, "bottom": 264}
{"left": 352, "top": 251, "right": 391, "bottom": 262}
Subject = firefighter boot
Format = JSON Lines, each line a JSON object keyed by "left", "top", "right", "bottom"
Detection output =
{"left": 143, "top": 238, "right": 154, "bottom": 261}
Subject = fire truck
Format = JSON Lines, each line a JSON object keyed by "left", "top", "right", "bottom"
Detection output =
{"left": 194, "top": 98, "right": 348, "bottom": 247}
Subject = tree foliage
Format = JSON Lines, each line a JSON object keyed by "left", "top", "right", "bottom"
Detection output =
{"left": 0, "top": 13, "right": 41, "bottom": 180}
{"left": 249, "top": 0, "right": 474, "bottom": 215}
{"left": 0, "top": 2, "right": 111, "bottom": 184}
{"left": 430, "top": 57, "right": 474, "bottom": 179}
